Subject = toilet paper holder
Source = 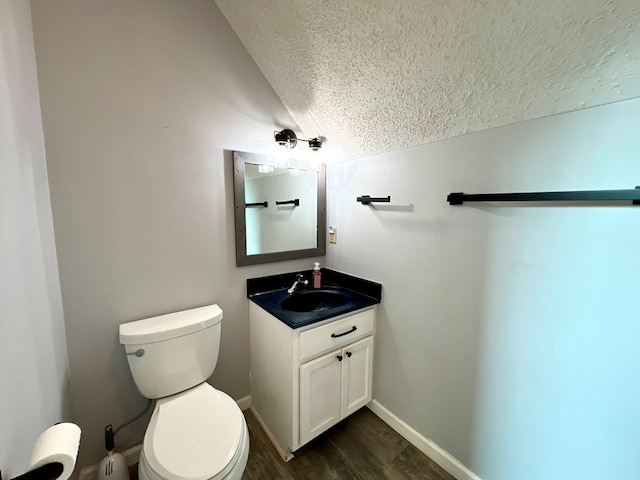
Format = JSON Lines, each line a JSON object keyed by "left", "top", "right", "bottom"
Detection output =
{"left": 1, "top": 462, "right": 64, "bottom": 480}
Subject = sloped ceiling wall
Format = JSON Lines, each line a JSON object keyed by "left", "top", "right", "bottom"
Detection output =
{"left": 216, "top": 0, "right": 640, "bottom": 161}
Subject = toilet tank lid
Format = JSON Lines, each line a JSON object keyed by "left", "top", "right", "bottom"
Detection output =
{"left": 119, "top": 304, "right": 223, "bottom": 345}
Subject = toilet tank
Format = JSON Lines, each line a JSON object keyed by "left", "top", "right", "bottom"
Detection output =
{"left": 119, "top": 304, "right": 223, "bottom": 399}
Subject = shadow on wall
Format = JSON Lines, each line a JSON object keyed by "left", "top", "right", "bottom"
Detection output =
{"left": 216, "top": 2, "right": 340, "bottom": 157}
{"left": 216, "top": 0, "right": 360, "bottom": 162}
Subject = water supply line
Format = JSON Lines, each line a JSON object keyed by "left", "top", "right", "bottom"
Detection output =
{"left": 111, "top": 399, "right": 153, "bottom": 451}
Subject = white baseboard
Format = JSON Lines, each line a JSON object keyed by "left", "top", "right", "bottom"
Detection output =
{"left": 368, "top": 400, "right": 482, "bottom": 480}
{"left": 79, "top": 395, "right": 251, "bottom": 480}
{"left": 236, "top": 394, "right": 251, "bottom": 411}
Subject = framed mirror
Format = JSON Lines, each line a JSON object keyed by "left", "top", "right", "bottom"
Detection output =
{"left": 233, "top": 151, "right": 326, "bottom": 266}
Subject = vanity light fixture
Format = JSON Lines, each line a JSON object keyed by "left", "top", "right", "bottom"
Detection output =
{"left": 274, "top": 129, "right": 323, "bottom": 151}
{"left": 257, "top": 164, "right": 274, "bottom": 174}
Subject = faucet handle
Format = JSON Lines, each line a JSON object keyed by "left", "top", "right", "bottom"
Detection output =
{"left": 296, "top": 273, "right": 306, "bottom": 281}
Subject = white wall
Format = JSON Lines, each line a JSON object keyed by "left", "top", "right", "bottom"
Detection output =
{"left": 0, "top": 0, "right": 70, "bottom": 475}
{"left": 29, "top": 0, "right": 321, "bottom": 468}
{"left": 327, "top": 98, "right": 640, "bottom": 480}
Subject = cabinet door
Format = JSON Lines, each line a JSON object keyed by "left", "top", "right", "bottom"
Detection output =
{"left": 341, "top": 335, "right": 374, "bottom": 418}
{"left": 300, "top": 349, "right": 342, "bottom": 444}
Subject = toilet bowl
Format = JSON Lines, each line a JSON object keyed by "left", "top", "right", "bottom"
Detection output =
{"left": 119, "top": 305, "right": 249, "bottom": 480}
{"left": 139, "top": 384, "right": 249, "bottom": 480}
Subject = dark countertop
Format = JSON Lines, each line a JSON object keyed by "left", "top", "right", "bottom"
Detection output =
{"left": 247, "top": 269, "right": 382, "bottom": 329}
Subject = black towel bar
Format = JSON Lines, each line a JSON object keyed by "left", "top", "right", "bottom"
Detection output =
{"left": 276, "top": 198, "right": 300, "bottom": 206}
{"left": 357, "top": 195, "right": 391, "bottom": 205}
{"left": 447, "top": 187, "right": 640, "bottom": 205}
{"left": 245, "top": 201, "right": 268, "bottom": 208}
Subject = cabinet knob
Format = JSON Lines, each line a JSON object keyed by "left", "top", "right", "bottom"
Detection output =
{"left": 337, "top": 355, "right": 343, "bottom": 362}
{"left": 346, "top": 351, "right": 352, "bottom": 358}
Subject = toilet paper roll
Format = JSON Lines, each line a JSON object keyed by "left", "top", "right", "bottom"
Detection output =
{"left": 29, "top": 423, "right": 81, "bottom": 480}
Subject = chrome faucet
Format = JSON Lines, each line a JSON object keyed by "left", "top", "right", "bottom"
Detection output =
{"left": 287, "top": 274, "right": 309, "bottom": 294}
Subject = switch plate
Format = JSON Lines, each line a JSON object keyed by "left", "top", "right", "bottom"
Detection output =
{"left": 328, "top": 225, "right": 337, "bottom": 244}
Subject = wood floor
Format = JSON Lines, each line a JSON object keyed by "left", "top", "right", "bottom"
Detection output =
{"left": 243, "top": 407, "right": 455, "bottom": 480}
{"left": 130, "top": 407, "right": 455, "bottom": 480}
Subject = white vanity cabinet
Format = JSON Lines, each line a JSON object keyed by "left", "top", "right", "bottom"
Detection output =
{"left": 299, "top": 335, "right": 373, "bottom": 444}
{"left": 249, "top": 302, "right": 375, "bottom": 461}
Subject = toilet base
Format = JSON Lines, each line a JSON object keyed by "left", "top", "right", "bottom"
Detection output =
{"left": 138, "top": 421, "right": 249, "bottom": 480}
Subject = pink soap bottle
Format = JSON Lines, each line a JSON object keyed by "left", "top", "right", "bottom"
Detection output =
{"left": 312, "top": 262, "right": 322, "bottom": 289}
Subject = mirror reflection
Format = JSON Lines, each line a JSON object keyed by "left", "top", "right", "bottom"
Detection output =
{"left": 244, "top": 164, "right": 318, "bottom": 255}
{"left": 233, "top": 151, "right": 326, "bottom": 266}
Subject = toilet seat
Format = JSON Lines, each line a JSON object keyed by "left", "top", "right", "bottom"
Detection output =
{"left": 143, "top": 383, "right": 245, "bottom": 480}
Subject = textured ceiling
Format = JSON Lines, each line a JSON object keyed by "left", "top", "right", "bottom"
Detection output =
{"left": 216, "top": 0, "right": 640, "bottom": 162}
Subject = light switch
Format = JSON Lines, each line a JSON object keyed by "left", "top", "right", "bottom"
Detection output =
{"left": 328, "top": 225, "right": 337, "bottom": 244}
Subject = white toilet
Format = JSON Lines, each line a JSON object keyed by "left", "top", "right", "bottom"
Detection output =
{"left": 119, "top": 304, "right": 249, "bottom": 480}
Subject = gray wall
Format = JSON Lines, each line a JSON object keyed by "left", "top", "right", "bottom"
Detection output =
{"left": 0, "top": 0, "right": 70, "bottom": 474}
{"left": 327, "top": 98, "right": 640, "bottom": 480}
{"left": 30, "top": 0, "right": 320, "bottom": 468}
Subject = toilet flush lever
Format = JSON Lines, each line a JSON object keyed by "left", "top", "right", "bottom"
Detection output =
{"left": 127, "top": 348, "right": 145, "bottom": 357}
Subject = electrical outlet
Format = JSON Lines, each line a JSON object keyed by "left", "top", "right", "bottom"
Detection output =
{"left": 328, "top": 225, "right": 337, "bottom": 244}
